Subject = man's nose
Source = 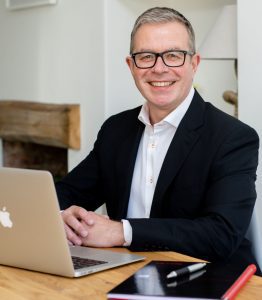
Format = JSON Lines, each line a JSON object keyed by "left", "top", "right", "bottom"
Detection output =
{"left": 152, "top": 56, "right": 169, "bottom": 72}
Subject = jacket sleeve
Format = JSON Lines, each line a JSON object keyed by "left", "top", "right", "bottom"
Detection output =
{"left": 55, "top": 120, "right": 108, "bottom": 211}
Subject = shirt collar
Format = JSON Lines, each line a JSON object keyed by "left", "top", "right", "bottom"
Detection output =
{"left": 138, "top": 86, "right": 195, "bottom": 128}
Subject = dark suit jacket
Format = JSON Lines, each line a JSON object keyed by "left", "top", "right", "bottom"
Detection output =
{"left": 56, "top": 90, "right": 259, "bottom": 266}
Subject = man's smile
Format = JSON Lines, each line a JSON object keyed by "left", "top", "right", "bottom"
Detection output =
{"left": 149, "top": 81, "right": 175, "bottom": 87}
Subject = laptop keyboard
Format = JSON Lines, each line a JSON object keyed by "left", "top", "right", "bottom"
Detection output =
{"left": 72, "top": 256, "right": 107, "bottom": 270}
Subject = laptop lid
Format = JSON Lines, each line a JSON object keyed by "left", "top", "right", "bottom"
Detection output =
{"left": 0, "top": 167, "right": 144, "bottom": 277}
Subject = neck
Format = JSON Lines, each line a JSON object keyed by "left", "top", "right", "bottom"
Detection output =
{"left": 149, "top": 107, "right": 173, "bottom": 125}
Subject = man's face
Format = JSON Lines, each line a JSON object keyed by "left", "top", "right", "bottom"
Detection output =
{"left": 126, "top": 22, "right": 200, "bottom": 119}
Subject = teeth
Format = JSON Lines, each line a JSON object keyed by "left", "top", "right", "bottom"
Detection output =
{"left": 150, "top": 81, "right": 174, "bottom": 87}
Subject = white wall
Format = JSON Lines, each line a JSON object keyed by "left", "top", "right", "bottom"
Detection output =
{"left": 238, "top": 0, "right": 262, "bottom": 266}
{"left": 105, "top": 0, "right": 236, "bottom": 118}
{"left": 0, "top": 0, "right": 105, "bottom": 170}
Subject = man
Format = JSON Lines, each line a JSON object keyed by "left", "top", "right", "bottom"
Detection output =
{"left": 56, "top": 7, "right": 259, "bottom": 266}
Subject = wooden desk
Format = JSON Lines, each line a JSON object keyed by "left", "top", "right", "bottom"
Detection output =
{"left": 0, "top": 248, "right": 262, "bottom": 300}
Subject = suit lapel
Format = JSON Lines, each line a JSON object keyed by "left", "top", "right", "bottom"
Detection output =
{"left": 115, "top": 114, "right": 145, "bottom": 219}
{"left": 150, "top": 91, "right": 206, "bottom": 216}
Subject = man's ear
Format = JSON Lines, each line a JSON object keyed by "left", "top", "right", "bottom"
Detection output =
{"left": 126, "top": 56, "right": 135, "bottom": 75}
{"left": 192, "top": 53, "right": 200, "bottom": 74}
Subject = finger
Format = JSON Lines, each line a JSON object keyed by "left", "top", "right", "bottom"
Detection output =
{"left": 77, "top": 208, "right": 96, "bottom": 226}
{"left": 73, "top": 206, "right": 91, "bottom": 221}
{"left": 82, "top": 218, "right": 94, "bottom": 226}
{"left": 69, "top": 206, "right": 95, "bottom": 227}
{"left": 62, "top": 211, "right": 88, "bottom": 239}
{"left": 63, "top": 223, "right": 83, "bottom": 246}
{"left": 70, "top": 215, "right": 89, "bottom": 238}
{"left": 67, "top": 239, "right": 73, "bottom": 246}
{"left": 82, "top": 212, "right": 109, "bottom": 226}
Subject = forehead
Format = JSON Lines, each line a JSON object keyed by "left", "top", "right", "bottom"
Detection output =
{"left": 133, "top": 22, "right": 190, "bottom": 52}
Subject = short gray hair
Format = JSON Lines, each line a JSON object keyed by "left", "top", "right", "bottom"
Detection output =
{"left": 130, "top": 7, "right": 196, "bottom": 54}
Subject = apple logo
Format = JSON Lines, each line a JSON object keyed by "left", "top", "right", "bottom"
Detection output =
{"left": 0, "top": 207, "right": 13, "bottom": 228}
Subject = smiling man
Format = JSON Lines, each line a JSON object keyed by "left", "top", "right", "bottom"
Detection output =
{"left": 56, "top": 7, "right": 259, "bottom": 269}
{"left": 126, "top": 20, "right": 199, "bottom": 124}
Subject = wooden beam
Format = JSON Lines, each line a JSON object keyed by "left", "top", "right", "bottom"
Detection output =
{"left": 0, "top": 101, "right": 80, "bottom": 149}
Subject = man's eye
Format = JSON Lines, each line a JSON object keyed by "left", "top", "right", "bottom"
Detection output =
{"left": 170, "top": 53, "right": 178, "bottom": 58}
{"left": 165, "top": 53, "right": 180, "bottom": 60}
{"left": 139, "top": 54, "right": 155, "bottom": 61}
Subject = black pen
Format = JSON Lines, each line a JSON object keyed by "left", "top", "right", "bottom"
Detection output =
{"left": 166, "top": 262, "right": 207, "bottom": 279}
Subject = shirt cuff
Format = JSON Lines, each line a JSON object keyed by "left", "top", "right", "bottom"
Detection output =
{"left": 121, "top": 219, "right": 132, "bottom": 246}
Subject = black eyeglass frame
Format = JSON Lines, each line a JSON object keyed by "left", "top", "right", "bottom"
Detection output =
{"left": 131, "top": 50, "right": 195, "bottom": 69}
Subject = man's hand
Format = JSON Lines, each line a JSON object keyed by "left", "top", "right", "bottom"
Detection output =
{"left": 80, "top": 211, "right": 125, "bottom": 247}
{"left": 61, "top": 206, "right": 125, "bottom": 247}
{"left": 61, "top": 205, "right": 93, "bottom": 246}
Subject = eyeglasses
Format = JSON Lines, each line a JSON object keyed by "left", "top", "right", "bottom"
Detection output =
{"left": 131, "top": 50, "right": 195, "bottom": 69}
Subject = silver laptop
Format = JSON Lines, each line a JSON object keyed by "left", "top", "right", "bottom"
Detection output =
{"left": 0, "top": 167, "right": 144, "bottom": 277}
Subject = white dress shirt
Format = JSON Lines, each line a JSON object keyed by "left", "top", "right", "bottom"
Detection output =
{"left": 122, "top": 87, "right": 195, "bottom": 246}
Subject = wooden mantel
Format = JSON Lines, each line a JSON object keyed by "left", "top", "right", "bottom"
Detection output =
{"left": 0, "top": 101, "right": 80, "bottom": 149}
